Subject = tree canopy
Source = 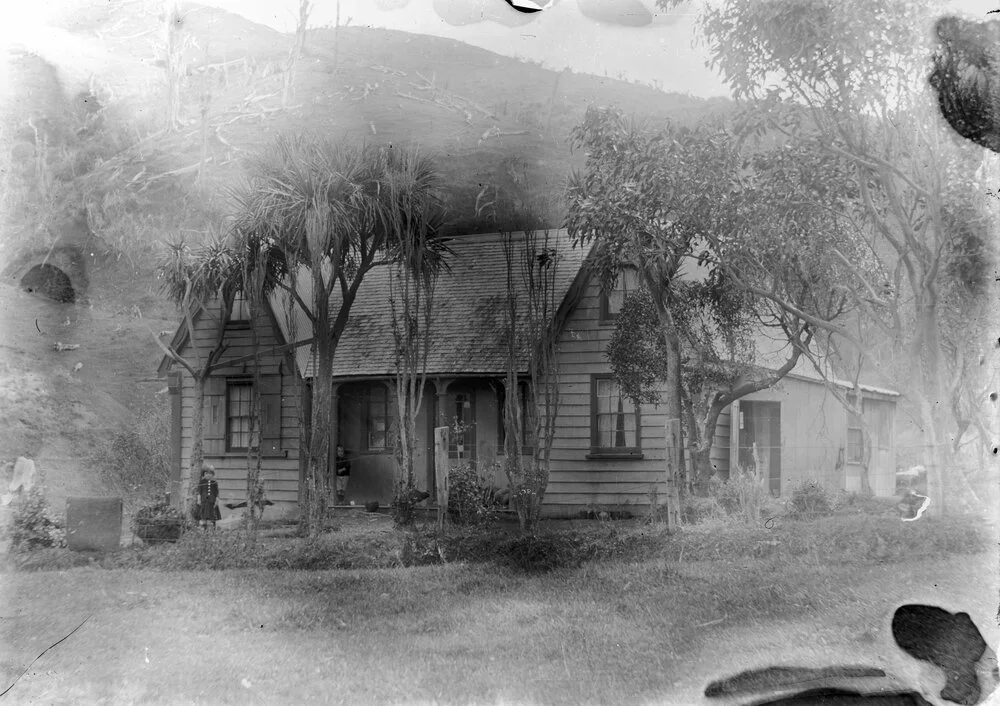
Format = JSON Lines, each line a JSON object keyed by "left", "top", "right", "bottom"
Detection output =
{"left": 686, "top": 0, "right": 999, "bottom": 511}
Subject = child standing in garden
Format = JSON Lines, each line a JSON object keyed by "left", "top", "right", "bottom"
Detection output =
{"left": 197, "top": 465, "right": 221, "bottom": 529}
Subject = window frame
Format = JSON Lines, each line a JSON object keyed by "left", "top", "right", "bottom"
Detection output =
{"left": 588, "top": 375, "right": 642, "bottom": 459}
{"left": 226, "top": 291, "right": 251, "bottom": 329}
{"left": 225, "top": 378, "right": 256, "bottom": 452}
{"left": 846, "top": 393, "right": 865, "bottom": 464}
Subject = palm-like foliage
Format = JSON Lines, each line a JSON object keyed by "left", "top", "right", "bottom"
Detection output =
{"left": 231, "top": 136, "right": 444, "bottom": 284}
{"left": 157, "top": 228, "right": 249, "bottom": 506}
{"left": 229, "top": 135, "right": 445, "bottom": 535}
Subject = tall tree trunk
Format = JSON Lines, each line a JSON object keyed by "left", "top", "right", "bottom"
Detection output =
{"left": 305, "top": 338, "right": 332, "bottom": 534}
{"left": 649, "top": 295, "right": 683, "bottom": 529}
{"left": 186, "top": 370, "right": 207, "bottom": 509}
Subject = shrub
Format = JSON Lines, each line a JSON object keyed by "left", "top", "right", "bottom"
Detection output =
{"left": 500, "top": 533, "right": 596, "bottom": 573}
{"left": 447, "top": 463, "right": 500, "bottom": 526}
{"left": 789, "top": 480, "right": 832, "bottom": 519}
{"left": 709, "top": 466, "right": 769, "bottom": 524}
{"left": 94, "top": 397, "right": 171, "bottom": 509}
{"left": 6, "top": 486, "right": 66, "bottom": 552}
{"left": 132, "top": 502, "right": 187, "bottom": 544}
{"left": 682, "top": 495, "right": 725, "bottom": 525}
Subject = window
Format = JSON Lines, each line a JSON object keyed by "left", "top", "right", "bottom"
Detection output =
{"left": 226, "top": 380, "right": 256, "bottom": 451}
{"left": 846, "top": 394, "right": 864, "bottom": 463}
{"left": 228, "top": 291, "right": 250, "bottom": 325}
{"left": 366, "top": 385, "right": 390, "bottom": 451}
{"left": 590, "top": 376, "right": 641, "bottom": 456}
{"left": 599, "top": 269, "right": 641, "bottom": 322}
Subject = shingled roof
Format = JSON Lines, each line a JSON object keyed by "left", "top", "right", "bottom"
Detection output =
{"left": 271, "top": 229, "right": 592, "bottom": 380}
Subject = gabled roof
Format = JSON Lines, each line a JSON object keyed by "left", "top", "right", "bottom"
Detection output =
{"left": 271, "top": 229, "right": 593, "bottom": 379}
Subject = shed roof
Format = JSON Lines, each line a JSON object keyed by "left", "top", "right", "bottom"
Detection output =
{"left": 271, "top": 229, "right": 592, "bottom": 379}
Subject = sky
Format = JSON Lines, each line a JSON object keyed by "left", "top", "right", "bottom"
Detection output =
{"left": 193, "top": 0, "right": 999, "bottom": 98}
{"left": 5, "top": 0, "right": 999, "bottom": 99}
{"left": 197, "top": 0, "right": 727, "bottom": 97}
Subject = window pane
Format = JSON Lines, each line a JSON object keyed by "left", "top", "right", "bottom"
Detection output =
{"left": 597, "top": 412, "right": 613, "bottom": 448}
{"left": 847, "top": 428, "right": 863, "bottom": 462}
{"left": 604, "top": 270, "right": 640, "bottom": 318}
{"left": 607, "top": 289, "right": 625, "bottom": 316}
{"left": 228, "top": 382, "right": 254, "bottom": 450}
{"left": 594, "top": 377, "right": 637, "bottom": 450}
{"left": 229, "top": 292, "right": 250, "bottom": 321}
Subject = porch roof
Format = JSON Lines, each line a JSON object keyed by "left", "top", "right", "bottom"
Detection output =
{"left": 274, "top": 229, "right": 592, "bottom": 379}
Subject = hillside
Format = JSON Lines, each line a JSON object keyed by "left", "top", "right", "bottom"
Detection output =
{"left": 0, "top": 0, "right": 728, "bottom": 510}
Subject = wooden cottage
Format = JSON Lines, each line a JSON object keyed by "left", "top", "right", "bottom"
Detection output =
{"left": 159, "top": 229, "right": 900, "bottom": 519}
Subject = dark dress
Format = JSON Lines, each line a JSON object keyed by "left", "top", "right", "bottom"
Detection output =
{"left": 335, "top": 451, "right": 351, "bottom": 477}
{"left": 197, "top": 477, "right": 221, "bottom": 521}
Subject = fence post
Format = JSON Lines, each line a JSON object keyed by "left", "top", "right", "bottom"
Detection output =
{"left": 664, "top": 418, "right": 681, "bottom": 530}
{"left": 435, "top": 426, "right": 450, "bottom": 531}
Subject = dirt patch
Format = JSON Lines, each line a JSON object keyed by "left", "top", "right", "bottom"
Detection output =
{"left": 0, "top": 281, "right": 172, "bottom": 508}
{"left": 20, "top": 264, "right": 76, "bottom": 303}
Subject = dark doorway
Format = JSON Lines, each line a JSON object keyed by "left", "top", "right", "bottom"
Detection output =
{"left": 738, "top": 401, "right": 782, "bottom": 496}
{"left": 20, "top": 263, "right": 75, "bottom": 303}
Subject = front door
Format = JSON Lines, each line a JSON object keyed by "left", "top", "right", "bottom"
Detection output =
{"left": 738, "top": 401, "right": 782, "bottom": 496}
{"left": 446, "top": 388, "right": 476, "bottom": 463}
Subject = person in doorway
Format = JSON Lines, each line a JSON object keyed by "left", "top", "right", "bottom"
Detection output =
{"left": 334, "top": 445, "right": 351, "bottom": 504}
{"left": 197, "top": 465, "right": 221, "bottom": 529}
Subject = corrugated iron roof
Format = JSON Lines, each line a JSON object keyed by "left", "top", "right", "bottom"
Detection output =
{"left": 272, "top": 229, "right": 592, "bottom": 379}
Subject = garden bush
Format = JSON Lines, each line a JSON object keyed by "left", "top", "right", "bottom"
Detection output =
{"left": 500, "top": 533, "right": 598, "bottom": 573}
{"left": 6, "top": 486, "right": 66, "bottom": 552}
{"left": 132, "top": 502, "right": 187, "bottom": 544}
{"left": 447, "top": 463, "right": 500, "bottom": 526}
{"left": 708, "top": 466, "right": 769, "bottom": 524}
{"left": 789, "top": 480, "right": 832, "bottom": 519}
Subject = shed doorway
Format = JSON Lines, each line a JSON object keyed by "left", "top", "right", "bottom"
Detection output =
{"left": 738, "top": 401, "right": 782, "bottom": 496}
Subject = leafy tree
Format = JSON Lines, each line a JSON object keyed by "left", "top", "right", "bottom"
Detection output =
{"left": 567, "top": 108, "right": 850, "bottom": 502}
{"left": 499, "top": 225, "right": 562, "bottom": 533}
{"left": 230, "top": 136, "right": 443, "bottom": 536}
{"left": 387, "top": 163, "right": 444, "bottom": 528}
{"left": 693, "top": 0, "right": 999, "bottom": 514}
{"left": 566, "top": 108, "right": 733, "bottom": 525}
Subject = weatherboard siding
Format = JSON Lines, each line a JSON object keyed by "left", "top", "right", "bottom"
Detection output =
{"left": 174, "top": 299, "right": 302, "bottom": 519}
{"left": 543, "top": 276, "right": 669, "bottom": 516}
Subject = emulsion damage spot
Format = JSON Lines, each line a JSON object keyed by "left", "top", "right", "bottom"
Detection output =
{"left": 892, "top": 604, "right": 989, "bottom": 705}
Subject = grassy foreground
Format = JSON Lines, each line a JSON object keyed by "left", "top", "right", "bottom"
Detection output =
{"left": 1, "top": 514, "right": 996, "bottom": 705}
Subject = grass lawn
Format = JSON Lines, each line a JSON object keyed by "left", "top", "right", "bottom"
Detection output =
{"left": 1, "top": 514, "right": 997, "bottom": 705}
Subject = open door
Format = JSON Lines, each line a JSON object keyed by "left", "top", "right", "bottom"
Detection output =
{"left": 738, "top": 401, "right": 782, "bottom": 496}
